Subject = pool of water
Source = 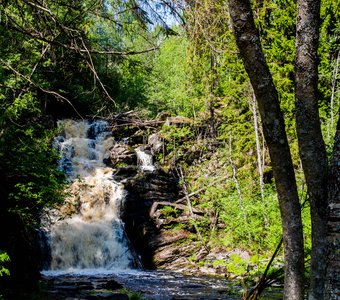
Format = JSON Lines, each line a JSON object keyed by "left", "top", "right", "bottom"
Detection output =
{"left": 41, "top": 269, "right": 242, "bottom": 299}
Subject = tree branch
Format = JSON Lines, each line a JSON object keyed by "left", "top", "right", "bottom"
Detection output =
{"left": 177, "top": 167, "right": 210, "bottom": 252}
{"left": 0, "top": 58, "right": 83, "bottom": 119}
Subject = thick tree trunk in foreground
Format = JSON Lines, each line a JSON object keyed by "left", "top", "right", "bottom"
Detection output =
{"left": 295, "top": 0, "right": 328, "bottom": 299}
{"left": 324, "top": 117, "right": 340, "bottom": 299}
{"left": 229, "top": 1, "right": 304, "bottom": 299}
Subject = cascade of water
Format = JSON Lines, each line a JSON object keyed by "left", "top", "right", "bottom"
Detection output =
{"left": 136, "top": 148, "right": 156, "bottom": 172}
{"left": 45, "top": 119, "right": 134, "bottom": 271}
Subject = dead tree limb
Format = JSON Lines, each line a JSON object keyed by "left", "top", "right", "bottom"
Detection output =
{"left": 149, "top": 201, "right": 204, "bottom": 218}
{"left": 243, "top": 238, "right": 283, "bottom": 300}
{"left": 175, "top": 175, "right": 230, "bottom": 204}
{"left": 250, "top": 91, "right": 269, "bottom": 228}
{"left": 177, "top": 167, "right": 210, "bottom": 252}
{"left": 229, "top": 131, "right": 251, "bottom": 242}
{"left": 0, "top": 58, "right": 83, "bottom": 119}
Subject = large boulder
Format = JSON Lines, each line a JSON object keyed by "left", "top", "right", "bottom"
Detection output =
{"left": 148, "top": 132, "right": 163, "bottom": 155}
{"left": 104, "top": 144, "right": 137, "bottom": 167}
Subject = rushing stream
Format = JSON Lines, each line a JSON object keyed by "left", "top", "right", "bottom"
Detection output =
{"left": 40, "top": 119, "right": 244, "bottom": 299}
{"left": 44, "top": 119, "right": 135, "bottom": 271}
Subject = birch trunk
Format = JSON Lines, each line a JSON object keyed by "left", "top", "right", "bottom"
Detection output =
{"left": 251, "top": 92, "right": 268, "bottom": 227}
{"left": 229, "top": 132, "right": 251, "bottom": 241}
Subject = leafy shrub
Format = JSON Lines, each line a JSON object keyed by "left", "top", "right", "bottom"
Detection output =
{"left": 0, "top": 252, "right": 10, "bottom": 277}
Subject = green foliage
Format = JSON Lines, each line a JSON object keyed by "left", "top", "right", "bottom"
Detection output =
{"left": 162, "top": 124, "right": 195, "bottom": 144}
{"left": 0, "top": 123, "right": 66, "bottom": 225}
{"left": 147, "top": 34, "right": 204, "bottom": 116}
{"left": 128, "top": 291, "right": 144, "bottom": 300}
{"left": 169, "top": 0, "right": 336, "bottom": 280}
{"left": 117, "top": 288, "right": 145, "bottom": 300}
{"left": 225, "top": 254, "right": 248, "bottom": 276}
{"left": 319, "top": 0, "right": 340, "bottom": 154}
{"left": 0, "top": 0, "right": 171, "bottom": 118}
{"left": 160, "top": 123, "right": 200, "bottom": 166}
{"left": 0, "top": 252, "right": 10, "bottom": 277}
{"left": 88, "top": 5, "right": 162, "bottom": 112}
{"left": 196, "top": 173, "right": 282, "bottom": 251}
{"left": 160, "top": 205, "right": 179, "bottom": 217}
{"left": 253, "top": 0, "right": 297, "bottom": 147}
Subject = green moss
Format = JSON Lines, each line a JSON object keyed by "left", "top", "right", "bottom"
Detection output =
{"left": 117, "top": 288, "right": 145, "bottom": 300}
{"left": 116, "top": 161, "right": 129, "bottom": 168}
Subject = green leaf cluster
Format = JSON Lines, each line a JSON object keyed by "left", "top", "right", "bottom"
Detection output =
{"left": 0, "top": 123, "right": 66, "bottom": 225}
{"left": 146, "top": 34, "right": 204, "bottom": 116}
{"left": 0, "top": 252, "right": 10, "bottom": 277}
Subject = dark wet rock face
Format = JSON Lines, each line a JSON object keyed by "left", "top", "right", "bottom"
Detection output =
{"left": 148, "top": 132, "right": 163, "bottom": 155}
{"left": 104, "top": 144, "right": 137, "bottom": 167}
{"left": 105, "top": 119, "right": 218, "bottom": 275}
{"left": 0, "top": 214, "right": 42, "bottom": 292}
{"left": 121, "top": 169, "right": 182, "bottom": 269}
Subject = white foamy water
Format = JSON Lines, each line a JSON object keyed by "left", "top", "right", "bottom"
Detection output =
{"left": 45, "top": 119, "right": 134, "bottom": 272}
{"left": 136, "top": 148, "right": 156, "bottom": 172}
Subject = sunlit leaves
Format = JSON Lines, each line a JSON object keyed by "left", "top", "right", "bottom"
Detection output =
{"left": 4, "top": 93, "right": 41, "bottom": 120}
{"left": 147, "top": 34, "right": 203, "bottom": 116}
{"left": 0, "top": 252, "right": 10, "bottom": 277}
{"left": 0, "top": 125, "right": 66, "bottom": 225}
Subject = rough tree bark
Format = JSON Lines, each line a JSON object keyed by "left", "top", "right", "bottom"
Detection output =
{"left": 324, "top": 116, "right": 340, "bottom": 299}
{"left": 295, "top": 0, "right": 328, "bottom": 299}
{"left": 228, "top": 1, "right": 305, "bottom": 299}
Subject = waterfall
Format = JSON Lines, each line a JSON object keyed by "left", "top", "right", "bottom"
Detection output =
{"left": 136, "top": 147, "right": 156, "bottom": 172}
{"left": 44, "top": 119, "right": 135, "bottom": 272}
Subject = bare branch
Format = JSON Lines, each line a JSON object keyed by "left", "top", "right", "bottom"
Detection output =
{"left": 18, "top": 43, "right": 52, "bottom": 99}
{"left": 80, "top": 38, "right": 116, "bottom": 107}
{"left": 72, "top": 45, "right": 160, "bottom": 56}
{"left": 177, "top": 167, "right": 210, "bottom": 252}
{"left": 0, "top": 58, "right": 83, "bottom": 119}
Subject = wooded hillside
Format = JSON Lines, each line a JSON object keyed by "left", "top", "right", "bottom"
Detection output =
{"left": 0, "top": 0, "right": 339, "bottom": 299}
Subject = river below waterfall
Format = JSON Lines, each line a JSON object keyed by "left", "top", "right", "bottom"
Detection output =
{"left": 41, "top": 270, "right": 242, "bottom": 299}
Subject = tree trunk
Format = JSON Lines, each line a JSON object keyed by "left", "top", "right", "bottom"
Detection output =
{"left": 324, "top": 116, "right": 340, "bottom": 299}
{"left": 228, "top": 1, "right": 305, "bottom": 299}
{"left": 295, "top": 1, "right": 328, "bottom": 299}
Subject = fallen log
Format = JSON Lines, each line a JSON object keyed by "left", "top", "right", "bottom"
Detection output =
{"left": 149, "top": 201, "right": 204, "bottom": 218}
{"left": 175, "top": 175, "right": 230, "bottom": 204}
